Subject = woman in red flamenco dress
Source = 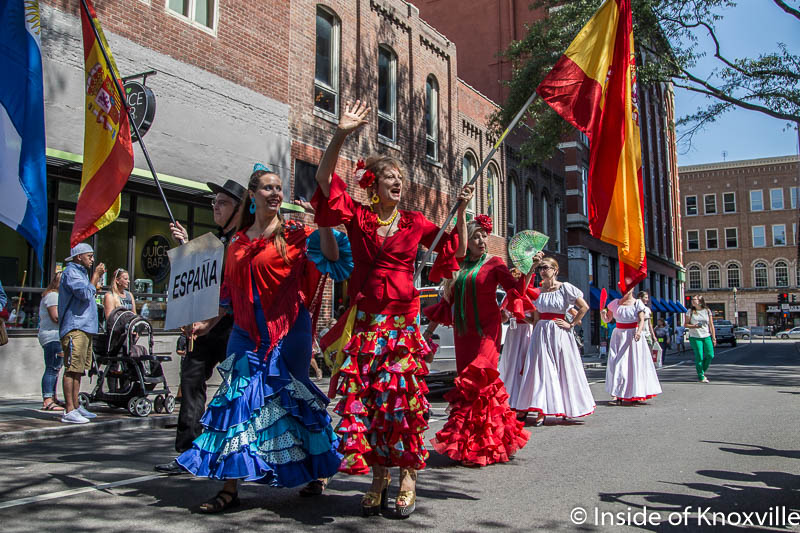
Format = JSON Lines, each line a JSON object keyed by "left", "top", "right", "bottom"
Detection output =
{"left": 311, "top": 100, "right": 474, "bottom": 517}
{"left": 422, "top": 216, "right": 538, "bottom": 466}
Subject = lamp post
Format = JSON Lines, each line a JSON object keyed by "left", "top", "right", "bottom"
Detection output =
{"left": 732, "top": 287, "right": 738, "bottom": 327}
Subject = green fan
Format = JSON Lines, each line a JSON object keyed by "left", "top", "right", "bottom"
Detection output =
{"left": 509, "top": 230, "right": 549, "bottom": 274}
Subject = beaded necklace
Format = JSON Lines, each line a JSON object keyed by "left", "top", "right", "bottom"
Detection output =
{"left": 371, "top": 206, "right": 399, "bottom": 226}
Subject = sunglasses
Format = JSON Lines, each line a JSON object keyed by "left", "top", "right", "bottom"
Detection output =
{"left": 536, "top": 265, "right": 554, "bottom": 271}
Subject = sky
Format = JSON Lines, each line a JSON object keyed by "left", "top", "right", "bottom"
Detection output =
{"left": 672, "top": 1, "right": 800, "bottom": 167}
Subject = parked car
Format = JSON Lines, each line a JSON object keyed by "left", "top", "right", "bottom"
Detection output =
{"left": 733, "top": 327, "right": 751, "bottom": 339}
{"left": 419, "top": 286, "right": 508, "bottom": 382}
{"left": 777, "top": 327, "right": 800, "bottom": 340}
{"left": 750, "top": 326, "right": 775, "bottom": 337}
{"left": 712, "top": 320, "right": 736, "bottom": 346}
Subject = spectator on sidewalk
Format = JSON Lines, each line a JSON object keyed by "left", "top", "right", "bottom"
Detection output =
{"left": 654, "top": 318, "right": 670, "bottom": 365}
{"left": 675, "top": 324, "right": 686, "bottom": 353}
{"left": 103, "top": 268, "right": 136, "bottom": 320}
{"left": 39, "top": 272, "right": 64, "bottom": 411}
{"left": 59, "top": 243, "right": 105, "bottom": 424}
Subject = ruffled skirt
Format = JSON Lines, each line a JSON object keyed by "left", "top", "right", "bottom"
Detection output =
{"left": 334, "top": 310, "right": 431, "bottom": 475}
{"left": 431, "top": 356, "right": 529, "bottom": 466}
{"left": 177, "top": 310, "right": 341, "bottom": 487}
{"left": 605, "top": 328, "right": 662, "bottom": 401}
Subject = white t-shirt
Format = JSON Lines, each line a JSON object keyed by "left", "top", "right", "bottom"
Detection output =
{"left": 687, "top": 308, "right": 712, "bottom": 338}
{"left": 38, "top": 292, "right": 60, "bottom": 345}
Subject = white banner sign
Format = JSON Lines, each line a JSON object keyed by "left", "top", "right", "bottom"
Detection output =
{"left": 164, "top": 232, "right": 225, "bottom": 330}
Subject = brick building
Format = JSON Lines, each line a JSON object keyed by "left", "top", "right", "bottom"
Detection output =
{"left": 679, "top": 155, "right": 800, "bottom": 329}
{"left": 412, "top": 0, "right": 683, "bottom": 352}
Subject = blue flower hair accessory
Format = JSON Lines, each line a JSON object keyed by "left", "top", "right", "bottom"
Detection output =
{"left": 253, "top": 162, "right": 272, "bottom": 173}
{"left": 306, "top": 229, "right": 353, "bottom": 282}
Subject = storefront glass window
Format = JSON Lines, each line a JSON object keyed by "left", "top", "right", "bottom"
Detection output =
{"left": 137, "top": 195, "right": 188, "bottom": 220}
{"left": 95, "top": 216, "right": 129, "bottom": 285}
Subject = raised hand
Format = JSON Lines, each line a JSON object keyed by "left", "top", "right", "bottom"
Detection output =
{"left": 338, "top": 100, "right": 370, "bottom": 135}
{"left": 457, "top": 184, "right": 475, "bottom": 213}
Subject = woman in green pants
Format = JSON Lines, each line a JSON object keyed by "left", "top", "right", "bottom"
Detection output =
{"left": 686, "top": 295, "right": 716, "bottom": 382}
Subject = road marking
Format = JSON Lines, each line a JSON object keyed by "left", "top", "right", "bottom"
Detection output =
{"left": 0, "top": 474, "right": 163, "bottom": 509}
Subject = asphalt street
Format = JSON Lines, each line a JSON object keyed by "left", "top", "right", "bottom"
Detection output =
{"left": 1, "top": 339, "right": 798, "bottom": 532}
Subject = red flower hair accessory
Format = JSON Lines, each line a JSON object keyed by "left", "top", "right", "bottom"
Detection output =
{"left": 474, "top": 214, "right": 493, "bottom": 233}
{"left": 354, "top": 159, "right": 376, "bottom": 189}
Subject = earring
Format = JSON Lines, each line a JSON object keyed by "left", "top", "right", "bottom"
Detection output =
{"left": 249, "top": 198, "right": 256, "bottom": 214}
{"left": 371, "top": 194, "right": 380, "bottom": 204}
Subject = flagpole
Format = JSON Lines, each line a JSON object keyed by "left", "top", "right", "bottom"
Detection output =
{"left": 79, "top": 0, "right": 181, "bottom": 239}
{"left": 413, "top": 90, "right": 540, "bottom": 284}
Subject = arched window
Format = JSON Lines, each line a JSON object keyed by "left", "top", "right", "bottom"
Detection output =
{"left": 726, "top": 264, "right": 740, "bottom": 288}
{"left": 314, "top": 6, "right": 340, "bottom": 116}
{"left": 707, "top": 264, "right": 720, "bottom": 289}
{"left": 526, "top": 184, "right": 535, "bottom": 230}
{"left": 377, "top": 46, "right": 397, "bottom": 141}
{"left": 425, "top": 75, "right": 439, "bottom": 160}
{"left": 487, "top": 164, "right": 499, "bottom": 233}
{"left": 541, "top": 193, "right": 549, "bottom": 242}
{"left": 461, "top": 153, "right": 477, "bottom": 219}
{"left": 754, "top": 262, "right": 768, "bottom": 288}
{"left": 553, "top": 199, "right": 561, "bottom": 252}
{"left": 688, "top": 265, "right": 702, "bottom": 290}
{"left": 508, "top": 174, "right": 518, "bottom": 235}
{"left": 775, "top": 261, "right": 789, "bottom": 287}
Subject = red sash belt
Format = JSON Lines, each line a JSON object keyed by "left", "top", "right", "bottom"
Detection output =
{"left": 539, "top": 313, "right": 563, "bottom": 320}
{"left": 615, "top": 322, "right": 637, "bottom": 329}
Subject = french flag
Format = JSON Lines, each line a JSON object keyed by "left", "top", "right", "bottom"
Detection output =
{"left": 0, "top": 0, "right": 48, "bottom": 266}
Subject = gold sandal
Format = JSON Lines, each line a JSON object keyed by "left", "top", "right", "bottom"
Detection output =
{"left": 396, "top": 468, "right": 417, "bottom": 518}
{"left": 361, "top": 471, "right": 390, "bottom": 516}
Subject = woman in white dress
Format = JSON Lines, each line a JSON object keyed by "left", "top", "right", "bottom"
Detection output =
{"left": 601, "top": 289, "right": 662, "bottom": 405}
{"left": 506, "top": 257, "right": 595, "bottom": 425}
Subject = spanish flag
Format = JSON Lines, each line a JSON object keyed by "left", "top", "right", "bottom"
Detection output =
{"left": 71, "top": 0, "right": 133, "bottom": 247}
{"left": 537, "top": 0, "right": 646, "bottom": 292}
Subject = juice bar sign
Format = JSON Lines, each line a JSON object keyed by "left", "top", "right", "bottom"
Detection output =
{"left": 124, "top": 80, "right": 156, "bottom": 141}
{"left": 141, "top": 235, "right": 171, "bottom": 283}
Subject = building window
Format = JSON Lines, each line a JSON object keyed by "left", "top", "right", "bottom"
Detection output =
{"left": 688, "top": 266, "right": 702, "bottom": 290}
{"left": 314, "top": 7, "right": 340, "bottom": 117}
{"left": 706, "top": 229, "right": 718, "bottom": 249}
{"left": 750, "top": 190, "right": 763, "bottom": 211}
{"left": 724, "top": 227, "right": 738, "bottom": 248}
{"left": 167, "top": 0, "right": 216, "bottom": 30}
{"left": 425, "top": 76, "right": 439, "bottom": 160}
{"left": 752, "top": 225, "right": 766, "bottom": 248}
{"left": 727, "top": 264, "right": 740, "bottom": 288}
{"left": 773, "top": 224, "right": 787, "bottom": 246}
{"left": 377, "top": 46, "right": 397, "bottom": 142}
{"left": 554, "top": 200, "right": 561, "bottom": 252}
{"left": 487, "top": 164, "right": 499, "bottom": 233}
{"left": 791, "top": 187, "right": 798, "bottom": 209}
{"left": 687, "top": 230, "right": 699, "bottom": 250}
{"left": 770, "top": 188, "right": 784, "bottom": 210}
{"left": 704, "top": 194, "right": 717, "bottom": 215}
{"left": 580, "top": 167, "right": 588, "bottom": 216}
{"left": 541, "top": 194, "right": 549, "bottom": 239}
{"left": 707, "top": 265, "right": 720, "bottom": 289}
{"left": 685, "top": 195, "right": 697, "bottom": 216}
{"left": 723, "top": 192, "right": 736, "bottom": 213}
{"left": 461, "top": 153, "right": 477, "bottom": 219}
{"left": 526, "top": 185, "right": 534, "bottom": 230}
{"left": 796, "top": 262, "right": 800, "bottom": 287}
{"left": 775, "top": 261, "right": 789, "bottom": 288}
{"left": 754, "top": 262, "right": 768, "bottom": 288}
{"left": 795, "top": 223, "right": 797, "bottom": 245}
{"left": 293, "top": 159, "right": 318, "bottom": 202}
{"left": 508, "top": 174, "right": 518, "bottom": 235}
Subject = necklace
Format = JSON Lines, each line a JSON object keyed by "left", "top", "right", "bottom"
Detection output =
{"left": 372, "top": 206, "right": 399, "bottom": 226}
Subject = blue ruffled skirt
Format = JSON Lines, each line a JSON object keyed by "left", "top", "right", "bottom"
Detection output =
{"left": 177, "top": 302, "right": 341, "bottom": 487}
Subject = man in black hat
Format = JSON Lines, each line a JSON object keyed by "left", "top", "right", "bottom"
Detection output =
{"left": 155, "top": 178, "right": 245, "bottom": 474}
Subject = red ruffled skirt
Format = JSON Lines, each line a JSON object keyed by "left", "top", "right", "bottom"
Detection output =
{"left": 334, "top": 310, "right": 431, "bottom": 475}
{"left": 431, "top": 358, "right": 529, "bottom": 466}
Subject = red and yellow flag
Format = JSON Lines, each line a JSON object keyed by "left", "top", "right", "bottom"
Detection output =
{"left": 537, "top": 0, "right": 646, "bottom": 292}
{"left": 71, "top": 0, "right": 133, "bottom": 247}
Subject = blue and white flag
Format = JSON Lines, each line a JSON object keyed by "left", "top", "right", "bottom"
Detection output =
{"left": 0, "top": 0, "right": 47, "bottom": 265}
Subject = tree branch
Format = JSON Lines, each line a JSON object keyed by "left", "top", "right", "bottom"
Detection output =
{"left": 772, "top": 0, "right": 800, "bottom": 20}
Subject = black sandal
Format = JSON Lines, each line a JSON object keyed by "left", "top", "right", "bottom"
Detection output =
{"left": 198, "top": 489, "right": 240, "bottom": 514}
{"left": 515, "top": 411, "right": 527, "bottom": 422}
{"left": 299, "top": 478, "right": 327, "bottom": 497}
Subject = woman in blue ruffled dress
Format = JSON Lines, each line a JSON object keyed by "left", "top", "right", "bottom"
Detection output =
{"left": 176, "top": 166, "right": 353, "bottom": 513}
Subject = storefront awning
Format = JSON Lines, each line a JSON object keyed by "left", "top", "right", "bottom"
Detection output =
{"left": 650, "top": 299, "right": 666, "bottom": 312}
{"left": 673, "top": 301, "right": 689, "bottom": 313}
{"left": 589, "top": 286, "right": 602, "bottom": 310}
{"left": 665, "top": 300, "right": 681, "bottom": 312}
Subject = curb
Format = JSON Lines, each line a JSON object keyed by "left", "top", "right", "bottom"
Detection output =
{"left": 0, "top": 414, "right": 177, "bottom": 445}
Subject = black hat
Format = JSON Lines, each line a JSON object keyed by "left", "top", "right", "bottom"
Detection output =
{"left": 206, "top": 179, "right": 246, "bottom": 204}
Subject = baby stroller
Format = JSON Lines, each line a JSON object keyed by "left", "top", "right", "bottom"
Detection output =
{"left": 80, "top": 308, "right": 174, "bottom": 417}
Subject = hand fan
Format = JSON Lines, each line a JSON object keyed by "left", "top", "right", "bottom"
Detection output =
{"left": 509, "top": 230, "right": 549, "bottom": 275}
{"left": 600, "top": 288, "right": 608, "bottom": 310}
